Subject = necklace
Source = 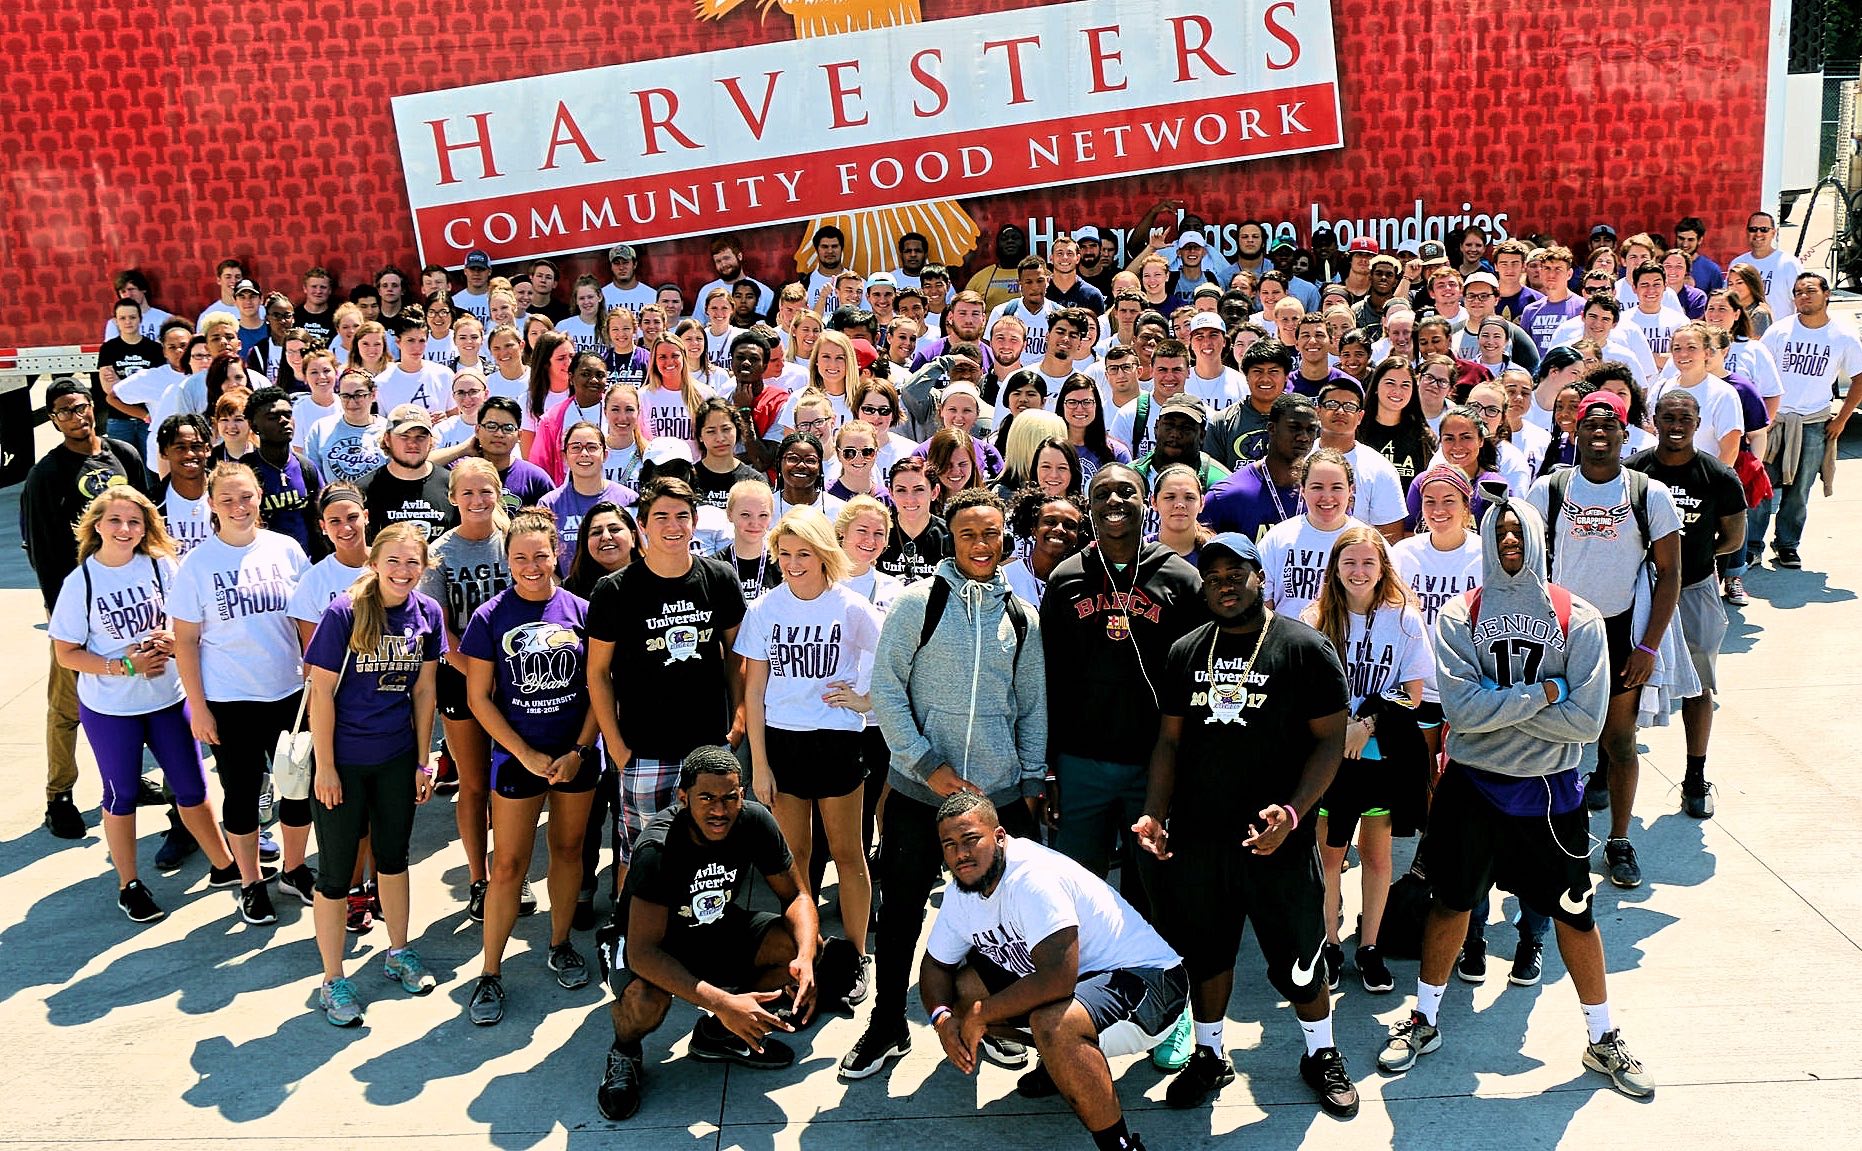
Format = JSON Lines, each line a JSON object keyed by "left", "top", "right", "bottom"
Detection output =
{"left": 1204, "top": 611, "right": 1274, "bottom": 725}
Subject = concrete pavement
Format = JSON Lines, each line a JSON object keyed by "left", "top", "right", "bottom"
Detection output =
{"left": 3, "top": 427, "right": 1862, "bottom": 1150}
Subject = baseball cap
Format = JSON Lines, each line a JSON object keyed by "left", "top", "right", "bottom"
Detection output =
{"left": 849, "top": 337, "right": 880, "bottom": 370}
{"left": 1158, "top": 392, "right": 1208, "bottom": 427}
{"left": 1419, "top": 240, "right": 1449, "bottom": 265}
{"left": 1312, "top": 226, "right": 1336, "bottom": 245}
{"left": 865, "top": 272, "right": 896, "bottom": 292}
{"left": 1199, "top": 532, "right": 1261, "bottom": 570}
{"left": 1578, "top": 390, "right": 1629, "bottom": 425}
{"left": 1369, "top": 254, "right": 1402, "bottom": 272}
{"left": 1072, "top": 226, "right": 1102, "bottom": 243}
{"left": 1589, "top": 224, "right": 1617, "bottom": 242}
{"left": 1347, "top": 237, "right": 1380, "bottom": 256}
{"left": 1176, "top": 229, "right": 1207, "bottom": 250}
{"left": 387, "top": 404, "right": 434, "bottom": 434}
{"left": 1464, "top": 271, "right": 1501, "bottom": 291}
{"left": 607, "top": 244, "right": 637, "bottom": 262}
{"left": 1188, "top": 312, "right": 1226, "bottom": 334}
{"left": 645, "top": 436, "right": 695, "bottom": 465}
{"left": 234, "top": 279, "right": 261, "bottom": 297}
{"left": 463, "top": 249, "right": 491, "bottom": 270}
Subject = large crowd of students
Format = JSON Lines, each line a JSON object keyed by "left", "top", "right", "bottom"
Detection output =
{"left": 18, "top": 206, "right": 1860, "bottom": 1149}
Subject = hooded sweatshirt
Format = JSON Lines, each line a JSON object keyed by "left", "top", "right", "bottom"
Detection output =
{"left": 870, "top": 558, "right": 1047, "bottom": 810}
{"left": 1432, "top": 497, "right": 1610, "bottom": 779}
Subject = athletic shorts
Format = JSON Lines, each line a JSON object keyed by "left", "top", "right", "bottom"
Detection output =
{"left": 1315, "top": 756, "right": 1393, "bottom": 847}
{"left": 617, "top": 755, "right": 686, "bottom": 864}
{"left": 493, "top": 746, "right": 600, "bottom": 800}
{"left": 1603, "top": 609, "right": 1637, "bottom": 696}
{"left": 1149, "top": 832, "right": 1328, "bottom": 1001}
{"left": 1677, "top": 575, "right": 1727, "bottom": 694}
{"left": 764, "top": 726, "right": 864, "bottom": 800}
{"left": 1412, "top": 700, "right": 1444, "bottom": 730}
{"left": 612, "top": 909, "right": 783, "bottom": 999}
{"left": 975, "top": 957, "right": 1189, "bottom": 1059}
{"left": 1420, "top": 763, "right": 1596, "bottom": 932}
{"left": 436, "top": 662, "right": 471, "bottom": 722}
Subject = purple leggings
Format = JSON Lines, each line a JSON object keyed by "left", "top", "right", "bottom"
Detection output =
{"left": 78, "top": 701, "right": 208, "bottom": 817}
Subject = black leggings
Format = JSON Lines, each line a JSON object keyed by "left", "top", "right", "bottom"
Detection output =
{"left": 582, "top": 764, "right": 619, "bottom": 900}
{"left": 212, "top": 694, "right": 310, "bottom": 836}
{"left": 310, "top": 750, "right": 418, "bottom": 900}
{"left": 872, "top": 788, "right": 1036, "bottom": 1026}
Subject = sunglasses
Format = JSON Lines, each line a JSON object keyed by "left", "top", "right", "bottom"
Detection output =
{"left": 840, "top": 446, "right": 878, "bottom": 460}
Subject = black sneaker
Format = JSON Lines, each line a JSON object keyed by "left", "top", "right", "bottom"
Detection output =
{"left": 1774, "top": 546, "right": 1802, "bottom": 569}
{"left": 597, "top": 1042, "right": 644, "bottom": 1121}
{"left": 845, "top": 954, "right": 872, "bottom": 1008}
{"left": 1166, "top": 1045, "right": 1235, "bottom": 1108}
{"left": 154, "top": 820, "right": 196, "bottom": 871}
{"left": 837, "top": 1018, "right": 909, "bottom": 1080}
{"left": 278, "top": 864, "right": 316, "bottom": 906}
{"left": 1584, "top": 769, "right": 1610, "bottom": 811}
{"left": 548, "top": 941, "right": 591, "bottom": 990}
{"left": 209, "top": 862, "right": 278, "bottom": 889}
{"left": 1357, "top": 945, "right": 1394, "bottom": 994}
{"left": 118, "top": 879, "right": 166, "bottom": 923}
{"left": 1016, "top": 1062, "right": 1060, "bottom": 1098}
{"left": 469, "top": 974, "right": 506, "bottom": 1026}
{"left": 44, "top": 792, "right": 86, "bottom": 839}
{"left": 1605, "top": 838, "right": 1642, "bottom": 888}
{"left": 1682, "top": 778, "right": 1716, "bottom": 819}
{"left": 1300, "top": 1046, "right": 1360, "bottom": 1118}
{"left": 1510, "top": 940, "right": 1545, "bottom": 986}
{"left": 687, "top": 1014, "right": 793, "bottom": 1069}
{"left": 814, "top": 936, "right": 863, "bottom": 1011}
{"left": 467, "top": 879, "right": 489, "bottom": 922}
{"left": 572, "top": 891, "right": 597, "bottom": 932}
{"left": 1456, "top": 940, "right": 1487, "bottom": 985}
{"left": 240, "top": 881, "right": 277, "bottom": 925}
{"left": 1321, "top": 942, "right": 1344, "bottom": 992}
{"left": 135, "top": 778, "right": 166, "bottom": 807}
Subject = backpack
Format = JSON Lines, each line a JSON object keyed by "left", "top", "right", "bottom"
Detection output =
{"left": 1542, "top": 466, "right": 1651, "bottom": 566}
{"left": 914, "top": 576, "right": 1030, "bottom": 671}
{"left": 1465, "top": 582, "right": 1574, "bottom": 639}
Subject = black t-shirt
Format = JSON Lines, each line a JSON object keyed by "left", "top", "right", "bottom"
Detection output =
{"left": 693, "top": 462, "right": 764, "bottom": 511}
{"left": 1357, "top": 419, "right": 1432, "bottom": 493}
{"left": 357, "top": 465, "right": 457, "bottom": 542}
{"left": 714, "top": 547, "right": 780, "bottom": 604}
{"left": 532, "top": 298, "right": 574, "bottom": 324}
{"left": 297, "top": 306, "right": 336, "bottom": 345}
{"left": 99, "top": 336, "right": 159, "bottom": 384}
{"left": 622, "top": 800, "right": 791, "bottom": 951}
{"left": 1625, "top": 449, "right": 1747, "bottom": 585}
{"left": 586, "top": 555, "right": 748, "bottom": 760}
{"left": 1161, "top": 616, "right": 1348, "bottom": 841}
{"left": 878, "top": 516, "right": 950, "bottom": 584}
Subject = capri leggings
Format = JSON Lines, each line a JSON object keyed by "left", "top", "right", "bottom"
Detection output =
{"left": 310, "top": 750, "right": 419, "bottom": 900}
{"left": 79, "top": 701, "right": 208, "bottom": 816}
{"left": 210, "top": 694, "right": 311, "bottom": 835}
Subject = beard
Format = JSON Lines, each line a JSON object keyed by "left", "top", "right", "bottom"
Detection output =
{"left": 954, "top": 850, "right": 1007, "bottom": 894}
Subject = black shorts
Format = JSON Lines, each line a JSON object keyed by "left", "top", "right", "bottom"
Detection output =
{"left": 1420, "top": 763, "right": 1596, "bottom": 932}
{"left": 437, "top": 662, "right": 471, "bottom": 722}
{"left": 492, "top": 746, "right": 600, "bottom": 800}
{"left": 765, "top": 726, "right": 864, "bottom": 800}
{"left": 1413, "top": 700, "right": 1444, "bottom": 729}
{"left": 1149, "top": 832, "right": 1328, "bottom": 1002}
{"left": 1316, "top": 756, "right": 1395, "bottom": 847}
{"left": 973, "top": 956, "right": 1189, "bottom": 1059}
{"left": 614, "top": 909, "right": 784, "bottom": 998}
{"left": 1603, "top": 609, "right": 1637, "bottom": 696}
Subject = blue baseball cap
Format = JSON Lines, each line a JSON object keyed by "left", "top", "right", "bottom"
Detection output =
{"left": 1199, "top": 533, "right": 1261, "bottom": 570}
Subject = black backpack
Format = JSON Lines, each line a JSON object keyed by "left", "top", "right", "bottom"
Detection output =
{"left": 914, "top": 577, "right": 1030, "bottom": 668}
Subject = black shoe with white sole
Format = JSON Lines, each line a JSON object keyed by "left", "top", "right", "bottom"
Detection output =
{"left": 118, "top": 880, "right": 166, "bottom": 923}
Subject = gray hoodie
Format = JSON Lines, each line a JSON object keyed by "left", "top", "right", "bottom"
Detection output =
{"left": 870, "top": 558, "right": 1047, "bottom": 809}
{"left": 1432, "top": 497, "right": 1610, "bottom": 779}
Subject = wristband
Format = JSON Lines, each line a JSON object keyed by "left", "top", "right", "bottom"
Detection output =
{"left": 929, "top": 1006, "right": 952, "bottom": 1028}
{"left": 1635, "top": 642, "right": 1658, "bottom": 658}
{"left": 1281, "top": 804, "right": 1298, "bottom": 831}
{"left": 122, "top": 656, "right": 136, "bottom": 678}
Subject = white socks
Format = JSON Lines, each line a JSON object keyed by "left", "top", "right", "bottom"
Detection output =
{"left": 1299, "top": 1015, "right": 1333, "bottom": 1055}
{"left": 1416, "top": 980, "right": 1447, "bottom": 1025}
{"left": 1582, "top": 1000, "right": 1613, "bottom": 1043}
{"left": 1193, "top": 1020, "right": 1224, "bottom": 1051}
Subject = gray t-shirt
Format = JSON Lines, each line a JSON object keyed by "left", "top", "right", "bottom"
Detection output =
{"left": 1526, "top": 470, "right": 1681, "bottom": 617}
{"left": 420, "top": 528, "right": 510, "bottom": 636}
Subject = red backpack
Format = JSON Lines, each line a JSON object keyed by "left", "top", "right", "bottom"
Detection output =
{"left": 1464, "top": 584, "right": 1574, "bottom": 637}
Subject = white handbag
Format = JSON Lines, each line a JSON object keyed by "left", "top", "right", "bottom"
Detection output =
{"left": 273, "top": 656, "right": 344, "bottom": 802}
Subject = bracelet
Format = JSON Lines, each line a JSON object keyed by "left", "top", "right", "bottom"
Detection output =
{"left": 929, "top": 1005, "right": 952, "bottom": 1028}
{"left": 122, "top": 656, "right": 136, "bottom": 678}
{"left": 1634, "top": 642, "right": 1658, "bottom": 657}
{"left": 1281, "top": 804, "right": 1299, "bottom": 831}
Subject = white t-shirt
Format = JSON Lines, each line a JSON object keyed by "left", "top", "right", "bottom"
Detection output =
{"left": 926, "top": 836, "right": 1181, "bottom": 976}
{"left": 160, "top": 486, "right": 214, "bottom": 558}
{"left": 48, "top": 554, "right": 186, "bottom": 715}
{"left": 1549, "top": 319, "right": 1657, "bottom": 388}
{"left": 1510, "top": 420, "right": 1552, "bottom": 478}
{"left": 988, "top": 298, "right": 1062, "bottom": 366}
{"left": 1526, "top": 470, "right": 1682, "bottom": 616}
{"left": 105, "top": 306, "right": 175, "bottom": 343}
{"left": 804, "top": 270, "right": 839, "bottom": 313}
{"left": 601, "top": 282, "right": 657, "bottom": 312}
{"left": 1110, "top": 392, "right": 1161, "bottom": 459}
{"left": 116, "top": 364, "right": 187, "bottom": 462}
{"left": 696, "top": 276, "right": 775, "bottom": 316}
{"left": 1297, "top": 602, "right": 1435, "bottom": 714}
{"left": 287, "top": 555, "right": 367, "bottom": 623}
{"left": 433, "top": 414, "right": 478, "bottom": 452}
{"left": 291, "top": 395, "right": 337, "bottom": 452}
{"left": 1729, "top": 248, "right": 1803, "bottom": 321}
{"left": 423, "top": 333, "right": 455, "bottom": 366}
{"left": 1391, "top": 534, "right": 1482, "bottom": 703}
{"left": 1625, "top": 304, "right": 1690, "bottom": 364}
{"left": 1336, "top": 443, "right": 1406, "bottom": 527}
{"left": 375, "top": 361, "right": 455, "bottom": 415}
{"left": 1646, "top": 376, "right": 1746, "bottom": 456}
{"left": 770, "top": 488, "right": 846, "bottom": 524}
{"left": 556, "top": 316, "right": 599, "bottom": 353}
{"left": 305, "top": 415, "right": 388, "bottom": 485}
{"left": 1723, "top": 339, "right": 1784, "bottom": 402}
{"left": 197, "top": 300, "right": 237, "bottom": 328}
{"left": 705, "top": 326, "right": 748, "bottom": 371}
{"left": 451, "top": 289, "right": 491, "bottom": 323}
{"left": 1760, "top": 315, "right": 1862, "bottom": 417}
{"left": 734, "top": 582, "right": 882, "bottom": 734}
{"left": 486, "top": 368, "right": 529, "bottom": 407}
{"left": 644, "top": 386, "right": 711, "bottom": 444}
{"left": 1184, "top": 366, "right": 1246, "bottom": 413}
{"left": 168, "top": 530, "right": 309, "bottom": 702}
{"left": 1260, "top": 514, "right": 1366, "bottom": 619}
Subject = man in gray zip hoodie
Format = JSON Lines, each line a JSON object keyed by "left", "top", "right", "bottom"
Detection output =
{"left": 841, "top": 488, "right": 1047, "bottom": 1082}
{"left": 1374, "top": 495, "right": 1655, "bottom": 1098}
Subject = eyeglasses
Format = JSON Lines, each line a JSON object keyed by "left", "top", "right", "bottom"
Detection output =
{"left": 796, "top": 417, "right": 832, "bottom": 433}
{"left": 1061, "top": 397, "right": 1096, "bottom": 410}
{"left": 337, "top": 390, "right": 374, "bottom": 401}
{"left": 1318, "top": 399, "right": 1362, "bottom": 414}
{"left": 1464, "top": 292, "right": 1496, "bottom": 301}
{"left": 1421, "top": 373, "right": 1454, "bottom": 387}
{"left": 1466, "top": 402, "right": 1505, "bottom": 419}
{"left": 840, "top": 446, "right": 878, "bottom": 460}
{"left": 51, "top": 401, "right": 93, "bottom": 418}
{"left": 858, "top": 404, "right": 892, "bottom": 417}
{"left": 478, "top": 420, "right": 519, "bottom": 434}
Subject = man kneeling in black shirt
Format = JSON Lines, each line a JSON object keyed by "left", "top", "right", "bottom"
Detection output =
{"left": 596, "top": 747, "right": 858, "bottom": 1120}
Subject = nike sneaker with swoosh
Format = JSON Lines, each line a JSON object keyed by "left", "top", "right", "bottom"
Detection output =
{"left": 1377, "top": 1013, "right": 1441, "bottom": 1073}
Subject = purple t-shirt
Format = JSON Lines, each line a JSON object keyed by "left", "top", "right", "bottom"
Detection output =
{"left": 498, "top": 459, "right": 555, "bottom": 511}
{"left": 1519, "top": 295, "right": 1585, "bottom": 355}
{"left": 538, "top": 480, "right": 638, "bottom": 575}
{"left": 460, "top": 587, "right": 590, "bottom": 771}
{"left": 1466, "top": 764, "right": 1584, "bottom": 817}
{"left": 1404, "top": 468, "right": 1506, "bottom": 531}
{"left": 1201, "top": 460, "right": 1300, "bottom": 542}
{"left": 1289, "top": 366, "right": 1358, "bottom": 399}
{"left": 304, "top": 591, "right": 445, "bottom": 764}
{"left": 1723, "top": 370, "right": 1769, "bottom": 435}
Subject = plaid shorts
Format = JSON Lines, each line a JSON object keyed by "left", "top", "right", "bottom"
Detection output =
{"left": 616, "top": 755, "right": 684, "bottom": 864}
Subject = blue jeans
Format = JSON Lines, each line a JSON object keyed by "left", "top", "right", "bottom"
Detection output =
{"left": 1756, "top": 418, "right": 1828, "bottom": 552}
{"left": 105, "top": 415, "right": 148, "bottom": 452}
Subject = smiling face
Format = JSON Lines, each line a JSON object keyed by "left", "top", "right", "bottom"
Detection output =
{"left": 1419, "top": 483, "right": 1470, "bottom": 534}
{"left": 583, "top": 510, "right": 633, "bottom": 571}
{"left": 1375, "top": 366, "right": 1414, "bottom": 419}
{"left": 779, "top": 441, "right": 821, "bottom": 492}
{"left": 210, "top": 471, "right": 261, "bottom": 536}
{"left": 1030, "top": 498, "right": 1082, "bottom": 560}
{"left": 1088, "top": 466, "right": 1144, "bottom": 544}
{"left": 505, "top": 526, "right": 556, "bottom": 597}
{"left": 1437, "top": 414, "right": 1483, "bottom": 472}
{"left": 1301, "top": 459, "right": 1351, "bottom": 528}
{"left": 1577, "top": 406, "right": 1627, "bottom": 465}
{"left": 775, "top": 532, "right": 829, "bottom": 596}
{"left": 936, "top": 447, "right": 973, "bottom": 493}
{"left": 840, "top": 509, "right": 888, "bottom": 570}
{"left": 1334, "top": 540, "right": 1383, "bottom": 606}
{"left": 949, "top": 504, "right": 1006, "bottom": 581}
{"left": 1494, "top": 508, "right": 1526, "bottom": 575}
{"left": 651, "top": 341, "right": 684, "bottom": 383}
{"left": 564, "top": 425, "right": 605, "bottom": 476}
{"left": 162, "top": 422, "right": 212, "bottom": 482}
{"left": 95, "top": 498, "right": 147, "bottom": 557}
{"left": 890, "top": 466, "right": 933, "bottom": 518}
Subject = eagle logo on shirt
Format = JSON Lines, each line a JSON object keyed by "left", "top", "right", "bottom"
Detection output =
{"left": 1566, "top": 502, "right": 1630, "bottom": 542}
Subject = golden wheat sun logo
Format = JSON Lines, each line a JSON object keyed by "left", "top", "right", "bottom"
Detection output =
{"left": 696, "top": 0, "right": 982, "bottom": 276}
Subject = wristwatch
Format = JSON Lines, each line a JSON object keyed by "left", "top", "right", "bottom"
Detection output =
{"left": 575, "top": 744, "right": 598, "bottom": 765}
